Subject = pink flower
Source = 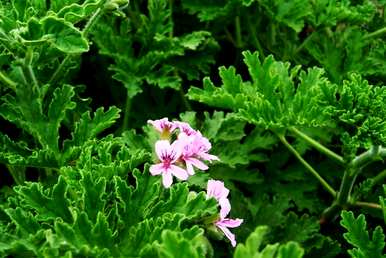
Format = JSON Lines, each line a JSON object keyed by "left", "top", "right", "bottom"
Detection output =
{"left": 206, "top": 180, "right": 243, "bottom": 247}
{"left": 150, "top": 140, "right": 188, "bottom": 188}
{"left": 215, "top": 218, "right": 243, "bottom": 247}
{"left": 175, "top": 121, "right": 197, "bottom": 136}
{"left": 148, "top": 118, "right": 177, "bottom": 137}
{"left": 206, "top": 180, "right": 231, "bottom": 218}
{"left": 178, "top": 132, "right": 219, "bottom": 175}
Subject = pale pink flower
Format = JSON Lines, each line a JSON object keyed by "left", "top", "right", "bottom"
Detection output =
{"left": 147, "top": 118, "right": 177, "bottom": 135}
{"left": 175, "top": 121, "right": 197, "bottom": 136}
{"left": 206, "top": 180, "right": 231, "bottom": 218}
{"left": 178, "top": 132, "right": 219, "bottom": 175}
{"left": 149, "top": 140, "right": 188, "bottom": 188}
{"left": 206, "top": 179, "right": 243, "bottom": 247}
{"left": 215, "top": 218, "right": 243, "bottom": 247}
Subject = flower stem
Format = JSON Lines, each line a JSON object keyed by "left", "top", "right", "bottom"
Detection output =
{"left": 336, "top": 167, "right": 357, "bottom": 206}
{"left": 289, "top": 127, "right": 345, "bottom": 165}
{"left": 277, "top": 134, "right": 336, "bottom": 197}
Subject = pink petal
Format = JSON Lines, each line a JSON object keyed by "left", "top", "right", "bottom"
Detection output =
{"left": 149, "top": 163, "right": 164, "bottom": 175}
{"left": 216, "top": 218, "right": 243, "bottom": 228}
{"left": 155, "top": 140, "right": 172, "bottom": 161}
{"left": 219, "top": 198, "right": 231, "bottom": 219}
{"left": 206, "top": 180, "right": 229, "bottom": 201}
{"left": 176, "top": 121, "right": 197, "bottom": 136}
{"left": 215, "top": 224, "right": 237, "bottom": 247}
{"left": 200, "top": 152, "right": 220, "bottom": 162}
{"left": 170, "top": 140, "right": 183, "bottom": 162}
{"left": 170, "top": 165, "right": 188, "bottom": 180}
{"left": 189, "top": 158, "right": 208, "bottom": 170}
{"left": 185, "top": 162, "right": 195, "bottom": 175}
{"left": 162, "top": 171, "right": 173, "bottom": 188}
{"left": 148, "top": 118, "right": 176, "bottom": 133}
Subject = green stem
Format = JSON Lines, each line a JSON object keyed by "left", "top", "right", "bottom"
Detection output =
{"left": 336, "top": 167, "right": 357, "bottom": 205}
{"left": 82, "top": 7, "right": 103, "bottom": 37}
{"left": 6, "top": 165, "right": 26, "bottom": 185}
{"left": 235, "top": 16, "right": 243, "bottom": 48}
{"left": 372, "top": 169, "right": 386, "bottom": 186}
{"left": 48, "top": 55, "right": 71, "bottom": 85}
{"left": 180, "top": 88, "right": 192, "bottom": 111}
{"left": 277, "top": 134, "right": 336, "bottom": 197}
{"left": 295, "top": 32, "right": 316, "bottom": 54}
{"left": 0, "top": 71, "right": 17, "bottom": 91}
{"left": 364, "top": 27, "right": 386, "bottom": 40}
{"left": 351, "top": 146, "right": 386, "bottom": 169}
{"left": 246, "top": 16, "right": 265, "bottom": 59}
{"left": 122, "top": 93, "right": 132, "bottom": 132}
{"left": 289, "top": 127, "right": 345, "bottom": 165}
{"left": 351, "top": 201, "right": 382, "bottom": 210}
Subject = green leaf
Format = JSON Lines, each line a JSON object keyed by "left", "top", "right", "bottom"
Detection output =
{"left": 340, "top": 211, "right": 385, "bottom": 258}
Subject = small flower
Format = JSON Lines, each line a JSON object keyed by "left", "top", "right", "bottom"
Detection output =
{"left": 175, "top": 121, "right": 197, "bottom": 136}
{"left": 150, "top": 140, "right": 188, "bottom": 188}
{"left": 215, "top": 218, "right": 243, "bottom": 247}
{"left": 148, "top": 118, "right": 177, "bottom": 139}
{"left": 206, "top": 179, "right": 243, "bottom": 247}
{"left": 178, "top": 132, "right": 219, "bottom": 175}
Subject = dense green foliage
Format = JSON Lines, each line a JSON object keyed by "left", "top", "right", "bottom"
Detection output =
{"left": 0, "top": 0, "right": 385, "bottom": 257}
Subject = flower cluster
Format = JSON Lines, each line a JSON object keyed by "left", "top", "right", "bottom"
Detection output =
{"left": 148, "top": 118, "right": 242, "bottom": 246}
{"left": 148, "top": 118, "right": 219, "bottom": 188}
{"left": 206, "top": 180, "right": 243, "bottom": 247}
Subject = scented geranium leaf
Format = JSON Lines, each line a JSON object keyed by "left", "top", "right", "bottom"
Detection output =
{"left": 277, "top": 242, "right": 305, "bottom": 258}
{"left": 157, "top": 227, "right": 209, "bottom": 258}
{"left": 181, "top": 0, "right": 239, "bottom": 21}
{"left": 381, "top": 185, "right": 386, "bottom": 224}
{"left": 340, "top": 211, "right": 385, "bottom": 258}
{"left": 14, "top": 176, "right": 72, "bottom": 222}
{"left": 188, "top": 51, "right": 333, "bottom": 129}
{"left": 148, "top": 182, "right": 218, "bottom": 219}
{"left": 92, "top": 0, "right": 217, "bottom": 97}
{"left": 4, "top": 207, "right": 40, "bottom": 235}
{"left": 259, "top": 0, "right": 311, "bottom": 32}
{"left": 55, "top": 0, "right": 100, "bottom": 23}
{"left": 64, "top": 106, "right": 121, "bottom": 148}
{"left": 79, "top": 172, "right": 106, "bottom": 222}
{"left": 21, "top": 17, "right": 89, "bottom": 53}
{"left": 234, "top": 226, "right": 305, "bottom": 258}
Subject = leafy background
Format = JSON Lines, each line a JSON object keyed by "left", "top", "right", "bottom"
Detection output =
{"left": 0, "top": 0, "right": 385, "bottom": 257}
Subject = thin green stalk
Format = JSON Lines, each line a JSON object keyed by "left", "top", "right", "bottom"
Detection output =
{"left": 336, "top": 167, "right": 357, "bottom": 205}
{"left": 351, "top": 201, "right": 382, "bottom": 210}
{"left": 122, "top": 94, "right": 132, "bottom": 132}
{"left": 372, "top": 169, "right": 386, "bottom": 186}
{"left": 6, "top": 165, "right": 26, "bottom": 185}
{"left": 180, "top": 88, "right": 192, "bottom": 111}
{"left": 289, "top": 127, "right": 345, "bottom": 165}
{"left": 277, "top": 134, "right": 336, "bottom": 197}
{"left": 235, "top": 16, "right": 243, "bottom": 48}
{"left": 351, "top": 146, "right": 386, "bottom": 169}
{"left": 363, "top": 27, "right": 386, "bottom": 40}
{"left": 295, "top": 32, "right": 316, "bottom": 54}
{"left": 0, "top": 71, "right": 17, "bottom": 91}
{"left": 82, "top": 7, "right": 103, "bottom": 37}
{"left": 246, "top": 16, "right": 265, "bottom": 59}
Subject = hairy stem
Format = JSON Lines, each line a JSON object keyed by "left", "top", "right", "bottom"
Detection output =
{"left": 277, "top": 134, "right": 336, "bottom": 197}
{"left": 336, "top": 167, "right": 357, "bottom": 206}
{"left": 289, "top": 127, "right": 345, "bottom": 165}
{"left": 351, "top": 146, "right": 386, "bottom": 169}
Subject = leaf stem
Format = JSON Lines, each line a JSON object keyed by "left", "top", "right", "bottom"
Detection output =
{"left": 364, "top": 26, "right": 386, "bottom": 40}
{"left": 82, "top": 7, "right": 103, "bottom": 37}
{"left": 350, "top": 146, "right": 386, "bottom": 169}
{"left": 246, "top": 16, "right": 265, "bottom": 59}
{"left": 277, "top": 134, "right": 336, "bottom": 197}
{"left": 235, "top": 16, "right": 243, "bottom": 48}
{"left": 289, "top": 127, "right": 345, "bottom": 165}
{"left": 0, "top": 71, "right": 17, "bottom": 91}
{"left": 6, "top": 165, "right": 26, "bottom": 185}
{"left": 122, "top": 93, "right": 132, "bottom": 132}
{"left": 336, "top": 167, "right": 357, "bottom": 206}
{"left": 372, "top": 169, "right": 386, "bottom": 186}
{"left": 350, "top": 201, "right": 382, "bottom": 210}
